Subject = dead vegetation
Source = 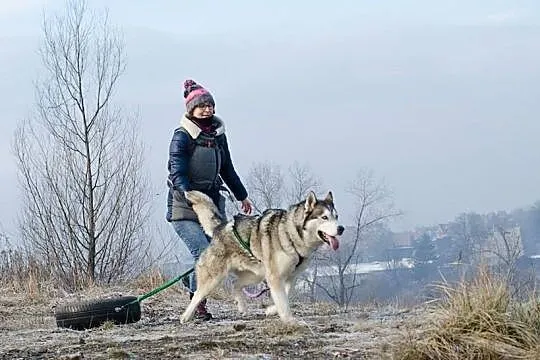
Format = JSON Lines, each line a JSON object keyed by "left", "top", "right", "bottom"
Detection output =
{"left": 0, "top": 249, "right": 415, "bottom": 359}
{"left": 0, "top": 247, "right": 58, "bottom": 303}
{"left": 3, "top": 240, "right": 540, "bottom": 359}
{"left": 0, "top": 274, "right": 415, "bottom": 359}
{"left": 394, "top": 267, "right": 540, "bottom": 360}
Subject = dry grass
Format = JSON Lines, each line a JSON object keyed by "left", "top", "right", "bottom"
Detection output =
{"left": 131, "top": 267, "right": 167, "bottom": 292}
{"left": 0, "top": 247, "right": 172, "bottom": 302}
{"left": 0, "top": 248, "right": 58, "bottom": 302}
{"left": 394, "top": 267, "right": 540, "bottom": 360}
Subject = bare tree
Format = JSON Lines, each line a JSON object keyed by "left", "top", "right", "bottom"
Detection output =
{"left": 12, "top": 0, "right": 152, "bottom": 289}
{"left": 315, "top": 169, "right": 402, "bottom": 308}
{"left": 246, "top": 161, "right": 285, "bottom": 211}
{"left": 446, "top": 212, "right": 488, "bottom": 265}
{"left": 245, "top": 160, "right": 322, "bottom": 214}
{"left": 283, "top": 161, "right": 323, "bottom": 300}
{"left": 483, "top": 226, "right": 524, "bottom": 280}
{"left": 286, "top": 161, "right": 322, "bottom": 204}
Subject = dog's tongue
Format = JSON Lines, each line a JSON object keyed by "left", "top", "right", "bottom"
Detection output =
{"left": 325, "top": 234, "right": 339, "bottom": 250}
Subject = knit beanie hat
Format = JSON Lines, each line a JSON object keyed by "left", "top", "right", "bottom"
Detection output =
{"left": 183, "top": 79, "right": 215, "bottom": 114}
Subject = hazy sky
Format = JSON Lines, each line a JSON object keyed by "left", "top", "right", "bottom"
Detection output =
{"left": 1, "top": 0, "right": 540, "bottom": 239}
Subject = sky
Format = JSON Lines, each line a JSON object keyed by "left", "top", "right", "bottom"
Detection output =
{"left": 1, "top": 0, "right": 540, "bottom": 241}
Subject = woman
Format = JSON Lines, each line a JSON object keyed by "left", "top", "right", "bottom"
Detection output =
{"left": 166, "top": 79, "right": 253, "bottom": 321}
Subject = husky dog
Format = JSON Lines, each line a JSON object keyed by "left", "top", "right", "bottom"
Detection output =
{"left": 180, "top": 190, "right": 344, "bottom": 324}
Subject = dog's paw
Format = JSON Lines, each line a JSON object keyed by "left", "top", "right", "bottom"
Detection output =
{"left": 179, "top": 314, "right": 190, "bottom": 324}
{"left": 265, "top": 305, "right": 277, "bottom": 316}
{"left": 237, "top": 304, "right": 247, "bottom": 315}
{"left": 281, "top": 316, "right": 298, "bottom": 326}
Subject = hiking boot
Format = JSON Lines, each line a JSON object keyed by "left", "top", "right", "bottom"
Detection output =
{"left": 189, "top": 293, "right": 213, "bottom": 321}
{"left": 195, "top": 299, "right": 213, "bottom": 321}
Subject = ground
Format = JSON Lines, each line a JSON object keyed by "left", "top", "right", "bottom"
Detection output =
{"left": 0, "top": 285, "right": 427, "bottom": 359}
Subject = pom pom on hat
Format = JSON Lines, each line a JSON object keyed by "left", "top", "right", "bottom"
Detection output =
{"left": 183, "top": 79, "right": 215, "bottom": 114}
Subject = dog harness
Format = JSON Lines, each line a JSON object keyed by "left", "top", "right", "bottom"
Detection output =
{"left": 232, "top": 224, "right": 306, "bottom": 268}
{"left": 231, "top": 225, "right": 270, "bottom": 299}
{"left": 232, "top": 225, "right": 255, "bottom": 258}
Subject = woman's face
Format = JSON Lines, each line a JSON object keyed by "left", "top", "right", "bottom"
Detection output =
{"left": 192, "top": 103, "right": 214, "bottom": 119}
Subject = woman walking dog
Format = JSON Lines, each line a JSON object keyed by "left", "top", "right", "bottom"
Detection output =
{"left": 166, "top": 79, "right": 253, "bottom": 320}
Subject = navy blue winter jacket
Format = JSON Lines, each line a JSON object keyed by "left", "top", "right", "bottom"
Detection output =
{"left": 166, "top": 115, "right": 248, "bottom": 222}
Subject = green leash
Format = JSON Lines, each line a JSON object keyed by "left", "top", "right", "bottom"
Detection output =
{"left": 114, "top": 214, "right": 254, "bottom": 312}
{"left": 115, "top": 267, "right": 195, "bottom": 311}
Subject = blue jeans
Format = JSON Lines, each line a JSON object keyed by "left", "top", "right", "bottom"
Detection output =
{"left": 171, "top": 220, "right": 211, "bottom": 293}
{"left": 170, "top": 195, "right": 226, "bottom": 293}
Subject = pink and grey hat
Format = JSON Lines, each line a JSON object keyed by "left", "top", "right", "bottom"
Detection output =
{"left": 183, "top": 79, "right": 215, "bottom": 114}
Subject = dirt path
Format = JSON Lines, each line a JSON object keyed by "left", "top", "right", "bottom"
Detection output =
{"left": 0, "top": 287, "right": 424, "bottom": 359}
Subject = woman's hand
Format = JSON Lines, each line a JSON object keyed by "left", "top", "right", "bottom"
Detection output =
{"left": 241, "top": 198, "right": 253, "bottom": 215}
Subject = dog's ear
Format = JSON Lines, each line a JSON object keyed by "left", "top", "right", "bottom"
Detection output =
{"left": 305, "top": 191, "right": 317, "bottom": 213}
{"left": 324, "top": 191, "right": 333, "bottom": 204}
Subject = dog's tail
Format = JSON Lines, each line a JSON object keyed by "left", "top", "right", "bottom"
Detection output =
{"left": 184, "top": 190, "right": 224, "bottom": 237}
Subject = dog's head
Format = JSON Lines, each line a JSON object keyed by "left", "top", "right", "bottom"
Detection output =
{"left": 301, "top": 191, "right": 344, "bottom": 251}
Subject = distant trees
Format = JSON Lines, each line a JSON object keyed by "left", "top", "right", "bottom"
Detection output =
{"left": 286, "top": 161, "right": 322, "bottom": 204}
{"left": 244, "top": 160, "right": 321, "bottom": 213}
{"left": 411, "top": 232, "right": 438, "bottom": 280}
{"left": 363, "top": 223, "right": 395, "bottom": 262}
{"left": 413, "top": 233, "right": 437, "bottom": 265}
{"left": 441, "top": 206, "right": 540, "bottom": 268}
{"left": 513, "top": 203, "right": 540, "bottom": 255}
{"left": 444, "top": 212, "right": 489, "bottom": 264}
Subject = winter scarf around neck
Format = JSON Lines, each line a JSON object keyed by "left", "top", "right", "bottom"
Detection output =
{"left": 189, "top": 115, "right": 215, "bottom": 134}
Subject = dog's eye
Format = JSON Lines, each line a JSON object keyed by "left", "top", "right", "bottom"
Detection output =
{"left": 321, "top": 215, "right": 328, "bottom": 220}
